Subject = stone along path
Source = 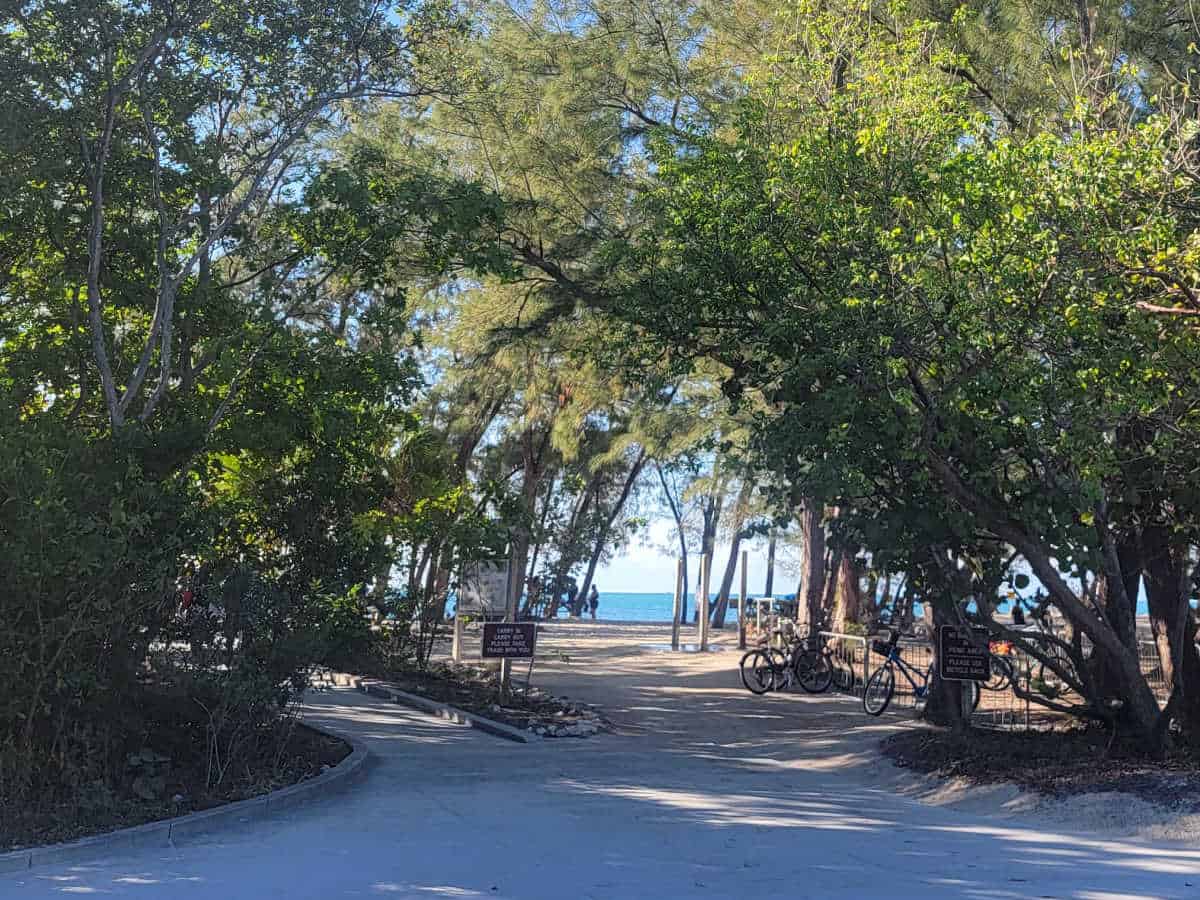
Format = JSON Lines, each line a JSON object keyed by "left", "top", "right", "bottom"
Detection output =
{"left": 4, "top": 622, "right": 1199, "bottom": 899}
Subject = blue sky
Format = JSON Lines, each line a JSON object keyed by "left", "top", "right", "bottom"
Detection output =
{"left": 594, "top": 518, "right": 782, "bottom": 595}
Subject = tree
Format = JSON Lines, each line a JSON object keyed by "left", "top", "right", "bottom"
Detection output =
{"left": 606, "top": 6, "right": 1200, "bottom": 745}
{"left": 2, "top": 0, "right": 457, "bottom": 434}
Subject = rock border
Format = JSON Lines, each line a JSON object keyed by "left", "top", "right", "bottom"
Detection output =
{"left": 325, "top": 672, "right": 536, "bottom": 744}
{"left": 0, "top": 721, "right": 370, "bottom": 877}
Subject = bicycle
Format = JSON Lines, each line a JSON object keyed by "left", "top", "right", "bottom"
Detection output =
{"left": 984, "top": 640, "right": 1016, "bottom": 692}
{"left": 739, "top": 632, "right": 833, "bottom": 695}
{"left": 863, "top": 631, "right": 980, "bottom": 716}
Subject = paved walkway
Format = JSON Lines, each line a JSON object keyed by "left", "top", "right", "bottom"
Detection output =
{"left": 4, "top": 623, "right": 1199, "bottom": 898}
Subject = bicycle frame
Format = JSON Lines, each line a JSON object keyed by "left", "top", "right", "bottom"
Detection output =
{"left": 879, "top": 646, "right": 933, "bottom": 697}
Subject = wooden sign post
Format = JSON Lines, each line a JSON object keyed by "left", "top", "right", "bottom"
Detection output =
{"left": 699, "top": 553, "right": 711, "bottom": 651}
{"left": 671, "top": 559, "right": 683, "bottom": 652}
{"left": 738, "top": 549, "right": 748, "bottom": 650}
{"left": 451, "top": 608, "right": 464, "bottom": 662}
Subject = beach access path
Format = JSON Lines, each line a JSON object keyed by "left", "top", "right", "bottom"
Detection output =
{"left": 3, "top": 621, "right": 1198, "bottom": 899}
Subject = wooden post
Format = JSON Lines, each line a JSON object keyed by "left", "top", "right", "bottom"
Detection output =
{"left": 738, "top": 549, "right": 748, "bottom": 650}
{"left": 500, "top": 553, "right": 514, "bottom": 703}
{"left": 452, "top": 608, "right": 464, "bottom": 662}
{"left": 671, "top": 559, "right": 683, "bottom": 651}
{"left": 699, "top": 553, "right": 711, "bottom": 651}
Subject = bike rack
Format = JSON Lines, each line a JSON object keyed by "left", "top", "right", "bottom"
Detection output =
{"left": 818, "top": 631, "right": 869, "bottom": 696}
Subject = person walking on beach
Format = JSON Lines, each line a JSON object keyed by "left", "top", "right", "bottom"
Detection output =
{"left": 588, "top": 585, "right": 600, "bottom": 620}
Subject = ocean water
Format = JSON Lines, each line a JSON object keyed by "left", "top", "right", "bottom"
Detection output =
{"left": 591, "top": 591, "right": 717, "bottom": 622}
{"left": 555, "top": 592, "right": 1161, "bottom": 622}
{"left": 451, "top": 591, "right": 1160, "bottom": 622}
{"left": 449, "top": 591, "right": 740, "bottom": 622}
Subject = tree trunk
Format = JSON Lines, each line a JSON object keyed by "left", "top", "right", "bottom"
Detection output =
{"left": 1088, "top": 531, "right": 1143, "bottom": 721}
{"left": 709, "top": 535, "right": 741, "bottom": 630}
{"left": 522, "top": 474, "right": 558, "bottom": 616}
{"left": 1143, "top": 524, "right": 1200, "bottom": 740}
{"left": 764, "top": 530, "right": 776, "bottom": 597}
{"left": 711, "top": 481, "right": 753, "bottom": 629}
{"left": 820, "top": 548, "right": 841, "bottom": 629}
{"left": 508, "top": 425, "right": 551, "bottom": 617}
{"left": 656, "top": 463, "right": 690, "bottom": 622}
{"left": 832, "top": 555, "right": 864, "bottom": 632}
{"left": 800, "top": 502, "right": 826, "bottom": 637}
{"left": 576, "top": 448, "right": 648, "bottom": 617}
{"left": 921, "top": 597, "right": 972, "bottom": 729}
{"left": 924, "top": 444, "right": 1164, "bottom": 746}
{"left": 694, "top": 489, "right": 724, "bottom": 622}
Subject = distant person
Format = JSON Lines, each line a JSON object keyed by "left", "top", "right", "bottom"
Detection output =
{"left": 1011, "top": 596, "right": 1026, "bottom": 626}
{"left": 588, "top": 585, "right": 599, "bottom": 619}
{"left": 566, "top": 579, "right": 579, "bottom": 617}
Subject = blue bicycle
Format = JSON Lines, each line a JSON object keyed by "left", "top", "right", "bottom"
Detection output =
{"left": 863, "top": 631, "right": 979, "bottom": 716}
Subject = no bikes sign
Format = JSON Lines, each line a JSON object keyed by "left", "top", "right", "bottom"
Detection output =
{"left": 938, "top": 625, "right": 991, "bottom": 682}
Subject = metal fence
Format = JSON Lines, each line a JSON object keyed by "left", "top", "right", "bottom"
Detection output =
{"left": 831, "top": 633, "right": 1038, "bottom": 729}
{"left": 824, "top": 627, "right": 1194, "bottom": 730}
{"left": 1139, "top": 639, "right": 1169, "bottom": 703}
{"left": 818, "top": 631, "right": 868, "bottom": 696}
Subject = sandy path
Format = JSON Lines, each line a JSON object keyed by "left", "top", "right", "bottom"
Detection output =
{"left": 515, "top": 620, "right": 1200, "bottom": 840}
{"left": 5, "top": 621, "right": 1199, "bottom": 899}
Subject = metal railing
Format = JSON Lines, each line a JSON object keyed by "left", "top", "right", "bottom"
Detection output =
{"left": 869, "top": 638, "right": 934, "bottom": 709}
{"left": 1139, "top": 639, "right": 1169, "bottom": 703}
{"left": 818, "top": 631, "right": 869, "bottom": 696}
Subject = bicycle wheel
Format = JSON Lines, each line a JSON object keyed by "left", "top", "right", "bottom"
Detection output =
{"left": 795, "top": 649, "right": 834, "bottom": 694}
{"left": 968, "top": 679, "right": 981, "bottom": 712}
{"left": 766, "top": 647, "right": 790, "bottom": 691}
{"left": 863, "top": 664, "right": 895, "bottom": 716}
{"left": 984, "top": 655, "right": 1013, "bottom": 692}
{"left": 739, "top": 649, "right": 776, "bottom": 694}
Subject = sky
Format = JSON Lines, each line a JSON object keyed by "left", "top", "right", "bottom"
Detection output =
{"left": 592, "top": 518, "right": 791, "bottom": 596}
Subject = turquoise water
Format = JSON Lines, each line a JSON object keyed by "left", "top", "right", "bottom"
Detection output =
{"left": 451, "top": 591, "right": 1158, "bottom": 622}
{"left": 592, "top": 591, "right": 720, "bottom": 622}
{"left": 449, "top": 591, "right": 741, "bottom": 622}
{"left": 560, "top": 592, "right": 1159, "bottom": 621}
{"left": 560, "top": 591, "right": 774, "bottom": 623}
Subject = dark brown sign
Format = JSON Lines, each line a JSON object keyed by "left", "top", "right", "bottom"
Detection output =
{"left": 938, "top": 625, "right": 991, "bottom": 682}
{"left": 481, "top": 622, "right": 537, "bottom": 659}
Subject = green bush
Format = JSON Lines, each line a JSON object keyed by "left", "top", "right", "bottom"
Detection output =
{"left": 314, "top": 590, "right": 384, "bottom": 673}
{"left": 0, "top": 416, "right": 186, "bottom": 801}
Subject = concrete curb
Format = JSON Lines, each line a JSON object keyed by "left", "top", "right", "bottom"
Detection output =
{"left": 328, "top": 672, "right": 536, "bottom": 744}
{"left": 0, "top": 721, "right": 370, "bottom": 876}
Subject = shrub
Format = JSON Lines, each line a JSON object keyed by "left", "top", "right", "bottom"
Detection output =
{"left": 0, "top": 416, "right": 186, "bottom": 802}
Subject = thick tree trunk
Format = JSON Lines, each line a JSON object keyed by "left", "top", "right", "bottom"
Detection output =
{"left": 800, "top": 503, "right": 826, "bottom": 637}
{"left": 820, "top": 548, "right": 841, "bottom": 628}
{"left": 1088, "top": 531, "right": 1143, "bottom": 719}
{"left": 1143, "top": 525, "right": 1200, "bottom": 740}
{"left": 832, "top": 555, "right": 864, "bottom": 632}
{"left": 921, "top": 598, "right": 972, "bottom": 729}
